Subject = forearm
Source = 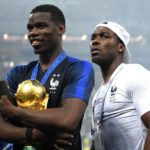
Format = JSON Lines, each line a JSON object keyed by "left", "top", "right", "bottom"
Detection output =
{"left": 0, "top": 117, "right": 26, "bottom": 142}
{"left": 15, "top": 99, "right": 86, "bottom": 131}
{"left": 0, "top": 116, "right": 52, "bottom": 145}
{"left": 144, "top": 130, "right": 150, "bottom": 150}
{"left": 16, "top": 107, "right": 71, "bottom": 129}
{"left": 0, "top": 97, "right": 86, "bottom": 131}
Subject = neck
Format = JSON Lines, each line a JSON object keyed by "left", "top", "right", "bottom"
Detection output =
{"left": 101, "top": 61, "right": 122, "bottom": 84}
{"left": 39, "top": 49, "right": 62, "bottom": 71}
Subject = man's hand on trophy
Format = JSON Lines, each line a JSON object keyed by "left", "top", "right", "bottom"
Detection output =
{"left": 0, "top": 95, "right": 19, "bottom": 120}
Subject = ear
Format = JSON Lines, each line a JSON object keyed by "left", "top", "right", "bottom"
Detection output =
{"left": 118, "top": 43, "right": 125, "bottom": 53}
{"left": 57, "top": 24, "right": 65, "bottom": 36}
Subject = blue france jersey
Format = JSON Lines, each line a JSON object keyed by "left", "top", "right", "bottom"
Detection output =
{"left": 5, "top": 55, "right": 95, "bottom": 104}
{"left": 4, "top": 54, "right": 95, "bottom": 150}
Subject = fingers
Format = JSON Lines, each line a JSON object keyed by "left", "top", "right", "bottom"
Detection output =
{"left": 55, "top": 133, "right": 74, "bottom": 146}
{"left": 55, "top": 139, "right": 72, "bottom": 146}
{"left": 1, "top": 95, "right": 9, "bottom": 99}
{"left": 57, "top": 133, "right": 74, "bottom": 139}
{"left": 0, "top": 95, "right": 16, "bottom": 119}
{"left": 53, "top": 144, "right": 64, "bottom": 150}
{"left": 0, "top": 95, "right": 12, "bottom": 106}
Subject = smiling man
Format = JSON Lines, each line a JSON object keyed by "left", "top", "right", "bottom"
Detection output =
{"left": 0, "top": 4, "right": 94, "bottom": 150}
{"left": 90, "top": 21, "right": 150, "bottom": 150}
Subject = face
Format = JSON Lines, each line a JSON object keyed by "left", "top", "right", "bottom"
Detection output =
{"left": 90, "top": 26, "right": 121, "bottom": 66}
{"left": 27, "top": 12, "right": 64, "bottom": 54}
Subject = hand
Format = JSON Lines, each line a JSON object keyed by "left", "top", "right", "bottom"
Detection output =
{"left": 0, "top": 95, "right": 18, "bottom": 119}
{"left": 32, "top": 128, "right": 60, "bottom": 149}
{"left": 53, "top": 133, "right": 74, "bottom": 150}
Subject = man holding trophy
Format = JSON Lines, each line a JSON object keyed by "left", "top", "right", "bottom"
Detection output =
{"left": 0, "top": 4, "right": 94, "bottom": 150}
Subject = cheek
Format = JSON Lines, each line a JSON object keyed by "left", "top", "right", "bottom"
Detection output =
{"left": 44, "top": 34, "right": 54, "bottom": 45}
{"left": 27, "top": 34, "right": 31, "bottom": 42}
{"left": 103, "top": 42, "right": 112, "bottom": 48}
{"left": 45, "top": 35, "right": 58, "bottom": 48}
{"left": 103, "top": 42, "right": 117, "bottom": 53}
{"left": 45, "top": 31, "right": 57, "bottom": 40}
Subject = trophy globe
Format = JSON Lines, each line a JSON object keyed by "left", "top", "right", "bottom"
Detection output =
{"left": 15, "top": 80, "right": 49, "bottom": 110}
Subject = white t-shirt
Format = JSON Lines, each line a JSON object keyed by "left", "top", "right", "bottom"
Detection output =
{"left": 92, "top": 63, "right": 150, "bottom": 150}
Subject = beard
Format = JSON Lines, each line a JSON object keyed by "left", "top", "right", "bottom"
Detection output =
{"left": 92, "top": 55, "right": 115, "bottom": 68}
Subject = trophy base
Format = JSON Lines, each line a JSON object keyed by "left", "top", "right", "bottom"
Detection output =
{"left": 23, "top": 145, "right": 36, "bottom": 150}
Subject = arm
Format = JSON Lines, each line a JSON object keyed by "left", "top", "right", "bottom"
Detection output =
{"left": 1, "top": 61, "right": 94, "bottom": 131}
{"left": 0, "top": 113, "right": 46, "bottom": 143}
{"left": 130, "top": 66, "right": 150, "bottom": 150}
{"left": 0, "top": 96, "right": 84, "bottom": 149}
{"left": 0, "top": 105, "right": 74, "bottom": 150}
{"left": 0, "top": 114, "right": 26, "bottom": 143}
{"left": 0, "top": 96, "right": 87, "bottom": 130}
{"left": 20, "top": 98, "right": 87, "bottom": 130}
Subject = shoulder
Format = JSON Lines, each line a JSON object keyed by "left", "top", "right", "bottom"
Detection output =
{"left": 62, "top": 56, "right": 95, "bottom": 103}
{"left": 7, "top": 61, "right": 37, "bottom": 75}
{"left": 5, "top": 60, "right": 37, "bottom": 82}
{"left": 123, "top": 63, "right": 150, "bottom": 76}
{"left": 5, "top": 61, "right": 38, "bottom": 93}
{"left": 122, "top": 63, "right": 150, "bottom": 86}
{"left": 113, "top": 63, "right": 150, "bottom": 87}
{"left": 124, "top": 63, "right": 148, "bottom": 70}
{"left": 66, "top": 56, "right": 94, "bottom": 73}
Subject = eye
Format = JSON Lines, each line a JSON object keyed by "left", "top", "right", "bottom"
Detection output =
{"left": 27, "top": 24, "right": 33, "bottom": 32}
{"left": 91, "top": 34, "right": 96, "bottom": 40}
{"left": 100, "top": 32, "right": 110, "bottom": 38}
{"left": 36, "top": 23, "right": 48, "bottom": 29}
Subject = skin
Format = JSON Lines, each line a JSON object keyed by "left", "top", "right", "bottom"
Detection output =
{"left": 27, "top": 12, "right": 65, "bottom": 70}
{"left": 0, "top": 12, "right": 87, "bottom": 149}
{"left": 0, "top": 105, "right": 46, "bottom": 143}
{"left": 90, "top": 26, "right": 125, "bottom": 83}
{"left": 90, "top": 26, "right": 150, "bottom": 150}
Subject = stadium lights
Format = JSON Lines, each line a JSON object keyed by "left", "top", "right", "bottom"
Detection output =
{"left": 3, "top": 33, "right": 8, "bottom": 40}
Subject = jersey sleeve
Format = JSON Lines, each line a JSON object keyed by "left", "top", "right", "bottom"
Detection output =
{"left": 131, "top": 65, "right": 150, "bottom": 117}
{"left": 4, "top": 66, "right": 22, "bottom": 94}
{"left": 61, "top": 61, "right": 95, "bottom": 103}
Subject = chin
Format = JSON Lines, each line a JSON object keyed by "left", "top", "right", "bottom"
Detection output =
{"left": 92, "top": 57, "right": 104, "bottom": 66}
{"left": 92, "top": 56, "right": 99, "bottom": 63}
{"left": 34, "top": 51, "right": 40, "bottom": 54}
{"left": 33, "top": 48, "right": 43, "bottom": 54}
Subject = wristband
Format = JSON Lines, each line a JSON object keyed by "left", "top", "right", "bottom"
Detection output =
{"left": 26, "top": 128, "right": 33, "bottom": 142}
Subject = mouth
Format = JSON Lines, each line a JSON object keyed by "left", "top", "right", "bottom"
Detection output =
{"left": 31, "top": 39, "right": 40, "bottom": 46}
{"left": 91, "top": 48, "right": 100, "bottom": 56}
{"left": 30, "top": 38, "right": 43, "bottom": 48}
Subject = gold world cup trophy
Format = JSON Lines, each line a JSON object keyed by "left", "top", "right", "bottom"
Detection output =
{"left": 15, "top": 80, "right": 49, "bottom": 110}
{"left": 15, "top": 80, "right": 49, "bottom": 150}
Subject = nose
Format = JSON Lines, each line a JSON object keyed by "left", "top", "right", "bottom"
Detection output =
{"left": 91, "top": 38, "right": 100, "bottom": 46}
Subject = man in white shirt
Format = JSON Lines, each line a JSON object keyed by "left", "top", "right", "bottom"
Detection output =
{"left": 90, "top": 21, "right": 150, "bottom": 150}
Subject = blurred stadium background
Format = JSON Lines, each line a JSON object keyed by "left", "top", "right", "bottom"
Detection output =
{"left": 0, "top": 0, "right": 150, "bottom": 149}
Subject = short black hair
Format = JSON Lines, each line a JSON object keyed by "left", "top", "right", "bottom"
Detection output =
{"left": 30, "top": 4, "right": 65, "bottom": 26}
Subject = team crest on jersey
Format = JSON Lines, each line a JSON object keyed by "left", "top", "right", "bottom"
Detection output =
{"left": 110, "top": 85, "right": 117, "bottom": 102}
{"left": 49, "top": 74, "right": 60, "bottom": 94}
{"left": 111, "top": 85, "right": 117, "bottom": 96}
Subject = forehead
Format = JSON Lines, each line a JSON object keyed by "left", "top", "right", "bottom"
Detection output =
{"left": 93, "top": 26, "right": 115, "bottom": 35}
{"left": 28, "top": 12, "right": 52, "bottom": 23}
